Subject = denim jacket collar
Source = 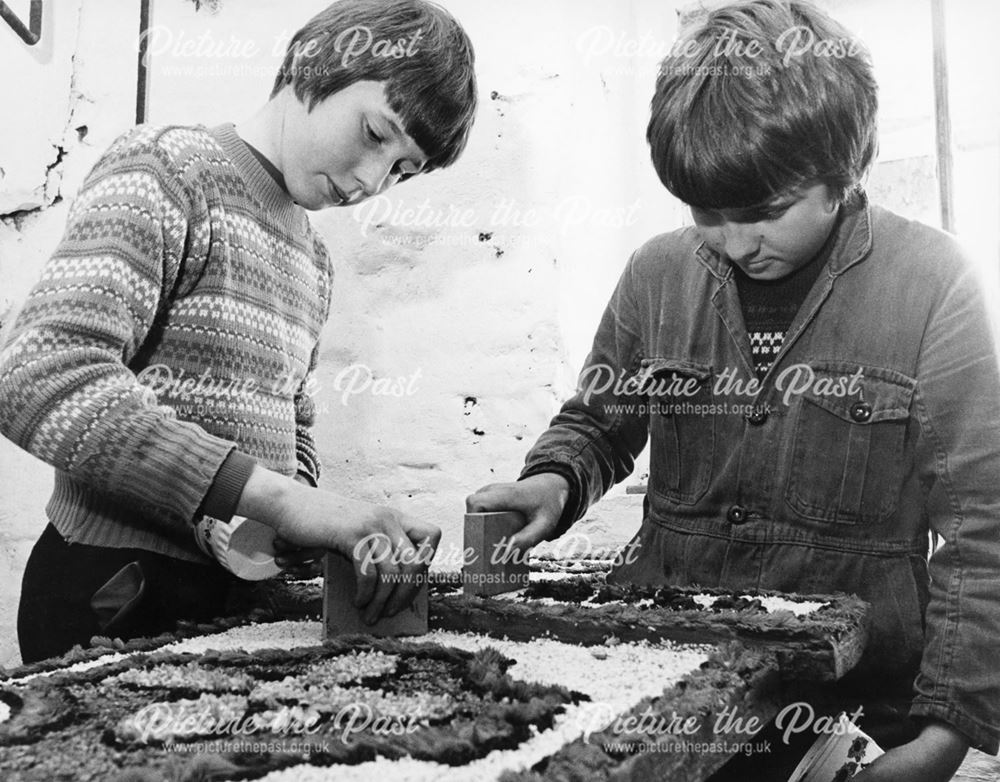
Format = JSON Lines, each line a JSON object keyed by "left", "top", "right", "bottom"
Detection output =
{"left": 693, "top": 190, "right": 874, "bottom": 281}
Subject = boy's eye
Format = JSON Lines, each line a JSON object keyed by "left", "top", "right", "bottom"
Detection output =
{"left": 363, "top": 120, "right": 384, "bottom": 145}
{"left": 760, "top": 205, "right": 790, "bottom": 220}
{"left": 740, "top": 204, "right": 789, "bottom": 222}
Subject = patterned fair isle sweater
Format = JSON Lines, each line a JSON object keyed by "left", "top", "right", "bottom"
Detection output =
{"left": 0, "top": 123, "right": 333, "bottom": 563}
{"left": 733, "top": 255, "right": 825, "bottom": 378}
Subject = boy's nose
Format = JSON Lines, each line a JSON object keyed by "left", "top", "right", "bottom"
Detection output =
{"left": 355, "top": 160, "right": 397, "bottom": 199}
{"left": 720, "top": 223, "right": 761, "bottom": 263}
{"left": 355, "top": 173, "right": 384, "bottom": 199}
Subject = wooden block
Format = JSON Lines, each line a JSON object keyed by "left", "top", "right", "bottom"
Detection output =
{"left": 323, "top": 553, "right": 428, "bottom": 638}
{"left": 463, "top": 511, "right": 530, "bottom": 597}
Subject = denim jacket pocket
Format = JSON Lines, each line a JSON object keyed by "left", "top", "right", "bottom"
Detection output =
{"left": 784, "top": 364, "right": 915, "bottom": 525}
{"left": 642, "top": 358, "right": 715, "bottom": 505}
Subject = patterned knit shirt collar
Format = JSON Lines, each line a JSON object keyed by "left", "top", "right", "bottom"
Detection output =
{"left": 209, "top": 123, "right": 303, "bottom": 232}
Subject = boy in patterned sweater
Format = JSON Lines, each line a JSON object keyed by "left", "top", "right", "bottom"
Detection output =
{"left": 0, "top": 0, "right": 477, "bottom": 663}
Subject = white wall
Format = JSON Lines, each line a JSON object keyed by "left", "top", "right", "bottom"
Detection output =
{"left": 1, "top": 0, "right": 997, "bottom": 669}
{"left": 0, "top": 0, "right": 144, "bottom": 669}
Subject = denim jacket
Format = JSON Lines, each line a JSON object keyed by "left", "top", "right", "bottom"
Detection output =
{"left": 521, "top": 193, "right": 1000, "bottom": 752}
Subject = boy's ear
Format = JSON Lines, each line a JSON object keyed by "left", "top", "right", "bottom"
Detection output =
{"left": 822, "top": 185, "right": 841, "bottom": 212}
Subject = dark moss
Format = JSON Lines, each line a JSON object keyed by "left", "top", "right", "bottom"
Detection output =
{"left": 0, "top": 638, "right": 573, "bottom": 780}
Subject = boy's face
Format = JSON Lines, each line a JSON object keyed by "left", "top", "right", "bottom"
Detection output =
{"left": 279, "top": 80, "right": 428, "bottom": 210}
{"left": 690, "top": 184, "right": 840, "bottom": 280}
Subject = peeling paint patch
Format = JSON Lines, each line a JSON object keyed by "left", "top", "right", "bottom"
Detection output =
{"left": 188, "top": 0, "right": 223, "bottom": 12}
{"left": 43, "top": 144, "right": 69, "bottom": 204}
{"left": 0, "top": 197, "right": 62, "bottom": 229}
{"left": 351, "top": 243, "right": 422, "bottom": 275}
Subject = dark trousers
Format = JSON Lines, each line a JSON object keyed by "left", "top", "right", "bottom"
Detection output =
{"left": 18, "top": 523, "right": 235, "bottom": 664}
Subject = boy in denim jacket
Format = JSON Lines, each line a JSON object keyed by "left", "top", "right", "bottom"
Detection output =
{"left": 1, "top": 0, "right": 476, "bottom": 662}
{"left": 469, "top": 1, "right": 999, "bottom": 778}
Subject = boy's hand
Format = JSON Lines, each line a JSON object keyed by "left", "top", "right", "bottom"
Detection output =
{"left": 852, "top": 720, "right": 969, "bottom": 782}
{"left": 238, "top": 467, "right": 441, "bottom": 623}
{"left": 276, "top": 490, "right": 440, "bottom": 624}
{"left": 465, "top": 473, "right": 570, "bottom": 549}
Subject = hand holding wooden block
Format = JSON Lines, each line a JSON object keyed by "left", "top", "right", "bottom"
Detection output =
{"left": 323, "top": 552, "right": 428, "bottom": 638}
{"left": 463, "top": 511, "right": 530, "bottom": 596}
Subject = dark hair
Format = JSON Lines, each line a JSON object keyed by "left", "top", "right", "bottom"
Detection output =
{"left": 647, "top": 0, "right": 877, "bottom": 208}
{"left": 272, "top": 0, "right": 477, "bottom": 172}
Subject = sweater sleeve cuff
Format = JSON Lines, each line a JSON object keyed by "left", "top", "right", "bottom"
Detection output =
{"left": 200, "top": 449, "right": 257, "bottom": 522}
{"left": 295, "top": 469, "right": 318, "bottom": 487}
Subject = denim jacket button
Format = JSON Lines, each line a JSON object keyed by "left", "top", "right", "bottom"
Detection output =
{"left": 850, "top": 402, "right": 873, "bottom": 423}
{"left": 746, "top": 408, "right": 769, "bottom": 425}
{"left": 727, "top": 504, "right": 747, "bottom": 524}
